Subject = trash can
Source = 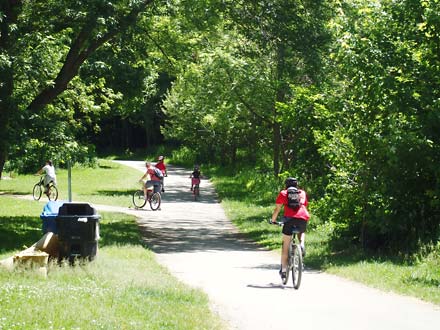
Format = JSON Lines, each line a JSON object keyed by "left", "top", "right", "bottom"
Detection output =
{"left": 40, "top": 201, "right": 64, "bottom": 234}
{"left": 55, "top": 203, "right": 100, "bottom": 262}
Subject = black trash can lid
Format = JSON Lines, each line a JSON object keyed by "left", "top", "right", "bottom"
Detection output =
{"left": 58, "top": 203, "right": 98, "bottom": 216}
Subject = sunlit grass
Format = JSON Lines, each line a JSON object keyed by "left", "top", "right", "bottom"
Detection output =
{"left": 0, "top": 170, "right": 225, "bottom": 329}
{"left": 0, "top": 245, "right": 224, "bottom": 330}
{"left": 0, "top": 159, "right": 141, "bottom": 207}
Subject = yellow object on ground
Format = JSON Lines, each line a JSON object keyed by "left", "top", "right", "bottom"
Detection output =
{"left": 0, "top": 232, "right": 60, "bottom": 277}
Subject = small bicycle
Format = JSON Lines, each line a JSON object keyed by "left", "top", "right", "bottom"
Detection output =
{"left": 193, "top": 183, "right": 200, "bottom": 201}
{"left": 132, "top": 182, "right": 161, "bottom": 211}
{"left": 33, "top": 176, "right": 58, "bottom": 201}
{"left": 191, "top": 177, "right": 200, "bottom": 201}
{"left": 270, "top": 220, "right": 303, "bottom": 289}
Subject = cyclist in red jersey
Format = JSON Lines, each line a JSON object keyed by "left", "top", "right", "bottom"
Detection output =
{"left": 270, "top": 177, "right": 310, "bottom": 280}
{"left": 139, "top": 162, "right": 162, "bottom": 198}
{"left": 155, "top": 156, "right": 167, "bottom": 192}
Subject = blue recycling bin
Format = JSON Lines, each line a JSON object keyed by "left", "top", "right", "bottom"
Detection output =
{"left": 40, "top": 201, "right": 64, "bottom": 234}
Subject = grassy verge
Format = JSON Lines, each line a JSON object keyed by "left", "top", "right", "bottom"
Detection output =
{"left": 208, "top": 167, "right": 440, "bottom": 306}
{"left": 0, "top": 159, "right": 142, "bottom": 207}
{"left": 0, "top": 172, "right": 224, "bottom": 329}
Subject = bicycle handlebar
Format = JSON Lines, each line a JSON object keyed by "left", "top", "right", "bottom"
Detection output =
{"left": 268, "top": 219, "right": 283, "bottom": 226}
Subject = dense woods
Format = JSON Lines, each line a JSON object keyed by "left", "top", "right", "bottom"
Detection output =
{"left": 1, "top": 0, "right": 439, "bottom": 252}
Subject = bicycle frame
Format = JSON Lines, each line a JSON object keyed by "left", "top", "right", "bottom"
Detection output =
{"left": 270, "top": 220, "right": 303, "bottom": 289}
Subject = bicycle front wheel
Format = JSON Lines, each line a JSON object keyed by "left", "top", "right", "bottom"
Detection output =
{"left": 291, "top": 244, "right": 303, "bottom": 289}
{"left": 48, "top": 185, "right": 58, "bottom": 201}
{"left": 33, "top": 184, "right": 42, "bottom": 201}
{"left": 149, "top": 192, "right": 161, "bottom": 211}
{"left": 133, "top": 190, "right": 147, "bottom": 209}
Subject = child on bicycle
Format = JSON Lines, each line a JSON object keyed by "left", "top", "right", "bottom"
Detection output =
{"left": 270, "top": 177, "right": 310, "bottom": 281}
{"left": 190, "top": 164, "right": 201, "bottom": 191}
{"left": 36, "top": 160, "right": 57, "bottom": 196}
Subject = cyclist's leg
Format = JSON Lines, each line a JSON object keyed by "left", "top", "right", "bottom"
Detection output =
{"left": 297, "top": 232, "right": 306, "bottom": 257}
{"left": 144, "top": 181, "right": 153, "bottom": 199}
{"left": 43, "top": 175, "right": 50, "bottom": 193}
{"left": 281, "top": 218, "right": 297, "bottom": 271}
{"left": 291, "top": 219, "right": 307, "bottom": 257}
{"left": 153, "top": 181, "right": 161, "bottom": 194}
{"left": 281, "top": 234, "right": 291, "bottom": 271}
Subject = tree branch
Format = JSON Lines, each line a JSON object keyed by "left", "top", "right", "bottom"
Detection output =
{"left": 27, "top": 0, "right": 154, "bottom": 113}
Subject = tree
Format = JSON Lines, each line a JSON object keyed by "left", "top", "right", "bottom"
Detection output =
{"left": 163, "top": 0, "right": 333, "bottom": 173}
{"left": 0, "top": 0, "right": 154, "bottom": 178}
{"left": 313, "top": 0, "right": 440, "bottom": 251}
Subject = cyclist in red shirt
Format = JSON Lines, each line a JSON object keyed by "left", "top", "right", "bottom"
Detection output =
{"left": 270, "top": 177, "right": 310, "bottom": 281}
{"left": 155, "top": 156, "right": 167, "bottom": 192}
{"left": 139, "top": 162, "right": 162, "bottom": 197}
{"left": 190, "top": 164, "right": 201, "bottom": 191}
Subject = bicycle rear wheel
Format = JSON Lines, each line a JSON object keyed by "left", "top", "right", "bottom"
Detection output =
{"left": 193, "top": 185, "right": 199, "bottom": 201}
{"left": 133, "top": 190, "right": 147, "bottom": 209}
{"left": 33, "top": 184, "right": 42, "bottom": 201}
{"left": 149, "top": 192, "right": 161, "bottom": 211}
{"left": 48, "top": 185, "right": 58, "bottom": 201}
{"left": 291, "top": 244, "right": 303, "bottom": 289}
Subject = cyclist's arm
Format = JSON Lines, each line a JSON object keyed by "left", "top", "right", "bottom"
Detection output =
{"left": 271, "top": 203, "right": 283, "bottom": 223}
{"left": 140, "top": 171, "right": 148, "bottom": 181}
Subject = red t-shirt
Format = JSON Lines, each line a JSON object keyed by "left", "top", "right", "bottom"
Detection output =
{"left": 147, "top": 167, "right": 161, "bottom": 181}
{"left": 275, "top": 189, "right": 310, "bottom": 221}
{"left": 155, "top": 161, "right": 166, "bottom": 174}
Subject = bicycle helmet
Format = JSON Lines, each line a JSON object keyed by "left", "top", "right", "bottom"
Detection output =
{"left": 158, "top": 156, "right": 164, "bottom": 161}
{"left": 285, "top": 177, "right": 298, "bottom": 189}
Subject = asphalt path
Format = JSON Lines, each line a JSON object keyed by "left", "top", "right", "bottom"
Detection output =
{"left": 106, "top": 161, "right": 440, "bottom": 330}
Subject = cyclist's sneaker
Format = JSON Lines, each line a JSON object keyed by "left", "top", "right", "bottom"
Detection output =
{"left": 279, "top": 269, "right": 287, "bottom": 281}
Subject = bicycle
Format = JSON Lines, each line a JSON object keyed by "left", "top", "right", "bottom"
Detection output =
{"left": 270, "top": 220, "right": 303, "bottom": 289}
{"left": 33, "top": 176, "right": 58, "bottom": 201}
{"left": 191, "top": 177, "right": 200, "bottom": 201}
{"left": 132, "top": 182, "right": 161, "bottom": 211}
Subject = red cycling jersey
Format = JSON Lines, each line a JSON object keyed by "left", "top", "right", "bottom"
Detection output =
{"left": 155, "top": 161, "right": 166, "bottom": 174}
{"left": 275, "top": 189, "right": 310, "bottom": 221}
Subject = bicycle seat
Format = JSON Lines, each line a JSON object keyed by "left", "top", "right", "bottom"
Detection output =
{"left": 290, "top": 226, "right": 301, "bottom": 234}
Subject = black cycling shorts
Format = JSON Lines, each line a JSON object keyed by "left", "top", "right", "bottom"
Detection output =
{"left": 282, "top": 217, "right": 308, "bottom": 236}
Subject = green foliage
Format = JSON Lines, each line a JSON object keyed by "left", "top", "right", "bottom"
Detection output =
{"left": 309, "top": 0, "right": 440, "bottom": 251}
{"left": 3, "top": 0, "right": 440, "bottom": 256}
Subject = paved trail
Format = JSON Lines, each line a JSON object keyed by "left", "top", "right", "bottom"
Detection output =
{"left": 105, "top": 161, "right": 440, "bottom": 330}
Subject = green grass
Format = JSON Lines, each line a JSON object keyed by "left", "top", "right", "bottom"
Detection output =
{"left": 0, "top": 170, "right": 224, "bottom": 329}
{"left": 209, "top": 168, "right": 440, "bottom": 306}
{"left": 1, "top": 159, "right": 142, "bottom": 207}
